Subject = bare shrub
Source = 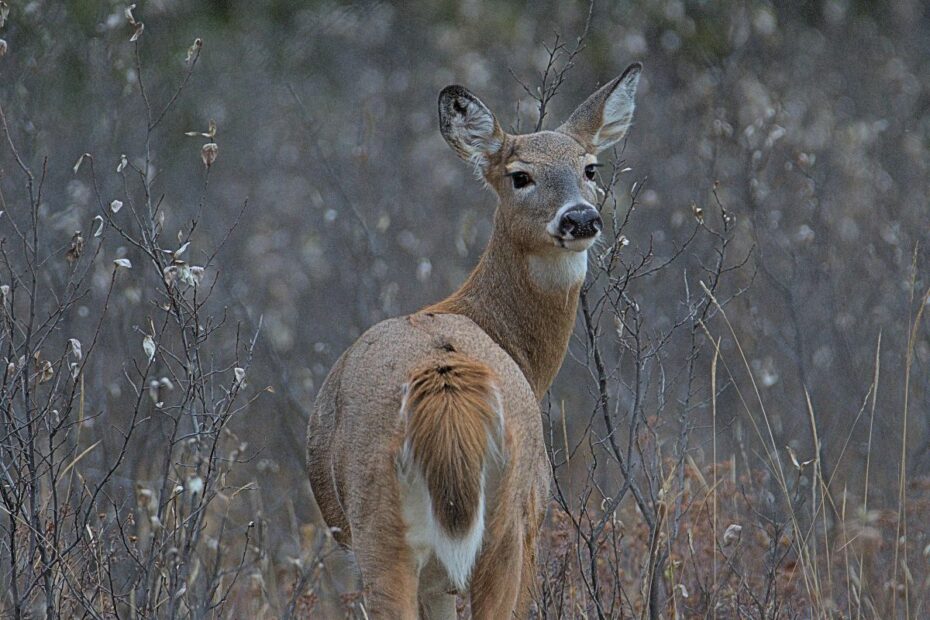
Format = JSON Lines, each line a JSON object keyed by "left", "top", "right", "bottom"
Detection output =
{"left": 1, "top": 1, "right": 928, "bottom": 618}
{"left": 0, "top": 17, "right": 334, "bottom": 618}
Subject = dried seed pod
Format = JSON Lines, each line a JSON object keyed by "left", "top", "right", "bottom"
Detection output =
{"left": 691, "top": 203, "right": 704, "bottom": 224}
{"left": 142, "top": 335, "right": 156, "bottom": 362}
{"left": 201, "top": 143, "right": 218, "bottom": 168}
{"left": 66, "top": 232, "right": 85, "bottom": 264}
{"left": 186, "top": 38, "right": 203, "bottom": 64}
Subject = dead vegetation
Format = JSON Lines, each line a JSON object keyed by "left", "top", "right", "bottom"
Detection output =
{"left": 1, "top": 1, "right": 928, "bottom": 618}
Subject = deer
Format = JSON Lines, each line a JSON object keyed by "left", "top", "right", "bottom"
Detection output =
{"left": 306, "top": 62, "right": 642, "bottom": 619}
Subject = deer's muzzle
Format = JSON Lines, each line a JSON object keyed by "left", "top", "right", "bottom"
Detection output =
{"left": 555, "top": 204, "right": 602, "bottom": 240}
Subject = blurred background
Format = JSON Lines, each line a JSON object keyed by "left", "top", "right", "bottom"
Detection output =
{"left": 2, "top": 0, "right": 929, "bottom": 616}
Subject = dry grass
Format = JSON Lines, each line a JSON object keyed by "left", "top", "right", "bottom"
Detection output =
{"left": 2, "top": 2, "right": 929, "bottom": 618}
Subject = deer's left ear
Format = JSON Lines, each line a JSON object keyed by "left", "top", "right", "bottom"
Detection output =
{"left": 438, "top": 85, "right": 505, "bottom": 170}
{"left": 558, "top": 63, "right": 642, "bottom": 153}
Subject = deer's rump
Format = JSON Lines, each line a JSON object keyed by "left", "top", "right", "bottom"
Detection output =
{"left": 305, "top": 312, "right": 547, "bottom": 557}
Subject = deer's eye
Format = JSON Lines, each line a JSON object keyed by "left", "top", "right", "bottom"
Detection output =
{"left": 509, "top": 171, "right": 533, "bottom": 189}
{"left": 584, "top": 164, "right": 600, "bottom": 181}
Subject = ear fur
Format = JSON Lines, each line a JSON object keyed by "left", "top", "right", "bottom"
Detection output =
{"left": 558, "top": 62, "right": 642, "bottom": 153}
{"left": 438, "top": 85, "right": 505, "bottom": 171}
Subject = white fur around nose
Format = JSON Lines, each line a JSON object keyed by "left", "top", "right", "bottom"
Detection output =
{"left": 547, "top": 203, "right": 576, "bottom": 239}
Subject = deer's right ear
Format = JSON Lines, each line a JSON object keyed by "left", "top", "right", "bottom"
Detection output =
{"left": 558, "top": 63, "right": 642, "bottom": 153}
{"left": 438, "top": 85, "right": 505, "bottom": 170}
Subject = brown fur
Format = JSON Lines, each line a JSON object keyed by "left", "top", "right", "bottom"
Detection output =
{"left": 403, "top": 354, "right": 501, "bottom": 536}
{"left": 306, "top": 66, "right": 641, "bottom": 618}
{"left": 425, "top": 212, "right": 582, "bottom": 399}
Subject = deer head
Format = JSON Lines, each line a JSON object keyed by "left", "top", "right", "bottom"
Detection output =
{"left": 438, "top": 63, "right": 642, "bottom": 257}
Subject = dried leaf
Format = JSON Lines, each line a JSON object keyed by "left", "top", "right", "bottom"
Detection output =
{"left": 93, "top": 215, "right": 105, "bottom": 238}
{"left": 185, "top": 38, "right": 203, "bottom": 64}
{"left": 186, "top": 476, "right": 204, "bottom": 496}
{"left": 69, "top": 338, "right": 83, "bottom": 361}
{"left": 66, "top": 232, "right": 85, "bottom": 264}
{"left": 722, "top": 523, "right": 742, "bottom": 547}
{"left": 178, "top": 265, "right": 195, "bottom": 286}
{"left": 201, "top": 142, "right": 218, "bottom": 168}
{"left": 0, "top": 39, "right": 7, "bottom": 59}
{"left": 110, "top": 199, "right": 123, "bottom": 213}
{"left": 73, "top": 153, "right": 89, "bottom": 174}
{"left": 147, "top": 379, "right": 161, "bottom": 404}
{"left": 785, "top": 445, "right": 814, "bottom": 469}
{"left": 691, "top": 203, "right": 704, "bottom": 223}
{"left": 175, "top": 241, "right": 190, "bottom": 257}
{"left": 188, "top": 266, "right": 205, "bottom": 285}
{"left": 163, "top": 260, "right": 202, "bottom": 288}
{"left": 123, "top": 5, "right": 144, "bottom": 40}
{"left": 185, "top": 119, "right": 216, "bottom": 139}
{"left": 142, "top": 335, "right": 156, "bottom": 362}
{"left": 0, "top": 2, "right": 9, "bottom": 29}
{"left": 113, "top": 258, "right": 132, "bottom": 269}
{"left": 117, "top": 154, "right": 128, "bottom": 173}
{"left": 163, "top": 264, "right": 179, "bottom": 286}
{"left": 233, "top": 367, "right": 246, "bottom": 388}
{"left": 38, "top": 360, "right": 54, "bottom": 384}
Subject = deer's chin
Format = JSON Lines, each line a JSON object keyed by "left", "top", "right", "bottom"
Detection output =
{"left": 550, "top": 233, "right": 599, "bottom": 252}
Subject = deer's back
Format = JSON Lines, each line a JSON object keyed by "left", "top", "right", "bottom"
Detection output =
{"left": 306, "top": 311, "right": 546, "bottom": 546}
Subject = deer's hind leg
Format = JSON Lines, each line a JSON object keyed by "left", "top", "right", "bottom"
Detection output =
{"left": 514, "top": 520, "right": 541, "bottom": 617}
{"left": 468, "top": 524, "right": 523, "bottom": 619}
{"left": 418, "top": 557, "right": 457, "bottom": 619}
{"left": 352, "top": 505, "right": 420, "bottom": 620}
{"left": 418, "top": 591, "right": 457, "bottom": 620}
{"left": 515, "top": 492, "right": 545, "bottom": 616}
{"left": 354, "top": 539, "right": 419, "bottom": 619}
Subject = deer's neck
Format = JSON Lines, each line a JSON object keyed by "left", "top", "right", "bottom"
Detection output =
{"left": 425, "top": 212, "right": 586, "bottom": 399}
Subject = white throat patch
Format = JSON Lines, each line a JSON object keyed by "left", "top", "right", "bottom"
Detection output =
{"left": 526, "top": 251, "right": 588, "bottom": 290}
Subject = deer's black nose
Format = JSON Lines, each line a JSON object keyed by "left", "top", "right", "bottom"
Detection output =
{"left": 558, "top": 205, "right": 602, "bottom": 239}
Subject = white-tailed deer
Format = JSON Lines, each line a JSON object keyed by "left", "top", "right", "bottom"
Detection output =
{"left": 307, "top": 63, "right": 642, "bottom": 618}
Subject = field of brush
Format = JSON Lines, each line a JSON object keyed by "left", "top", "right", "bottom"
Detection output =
{"left": 1, "top": 1, "right": 928, "bottom": 618}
